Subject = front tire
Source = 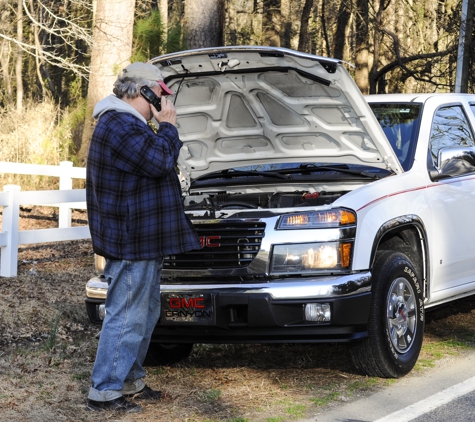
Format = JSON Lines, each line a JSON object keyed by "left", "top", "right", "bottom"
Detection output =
{"left": 144, "top": 343, "right": 194, "bottom": 366}
{"left": 349, "top": 251, "right": 424, "bottom": 378}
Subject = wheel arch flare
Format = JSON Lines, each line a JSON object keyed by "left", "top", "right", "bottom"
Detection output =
{"left": 370, "top": 215, "right": 429, "bottom": 300}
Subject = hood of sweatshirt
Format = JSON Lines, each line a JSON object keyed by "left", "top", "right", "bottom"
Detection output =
{"left": 93, "top": 94, "right": 147, "bottom": 124}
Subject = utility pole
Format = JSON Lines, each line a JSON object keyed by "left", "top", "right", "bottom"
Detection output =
{"left": 455, "top": 0, "right": 474, "bottom": 93}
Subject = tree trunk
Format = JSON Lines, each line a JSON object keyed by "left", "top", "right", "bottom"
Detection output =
{"left": 251, "top": 0, "right": 264, "bottom": 45}
{"left": 16, "top": 0, "right": 23, "bottom": 112}
{"left": 457, "top": 0, "right": 474, "bottom": 92}
{"left": 333, "top": 0, "right": 351, "bottom": 60}
{"left": 0, "top": 41, "right": 12, "bottom": 101}
{"left": 424, "top": 0, "right": 438, "bottom": 49}
{"left": 28, "top": 0, "right": 47, "bottom": 97}
{"left": 159, "top": 0, "right": 168, "bottom": 29}
{"left": 184, "top": 0, "right": 225, "bottom": 49}
{"left": 280, "top": 0, "right": 291, "bottom": 48}
{"left": 320, "top": 0, "right": 331, "bottom": 57}
{"left": 298, "top": 0, "right": 313, "bottom": 52}
{"left": 169, "top": 0, "right": 184, "bottom": 28}
{"left": 78, "top": 0, "right": 137, "bottom": 165}
{"left": 0, "top": 4, "right": 13, "bottom": 103}
{"left": 262, "top": 0, "right": 280, "bottom": 46}
{"left": 355, "top": 0, "right": 369, "bottom": 94}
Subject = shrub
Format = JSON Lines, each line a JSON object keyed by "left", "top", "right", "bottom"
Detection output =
{"left": 0, "top": 98, "right": 82, "bottom": 190}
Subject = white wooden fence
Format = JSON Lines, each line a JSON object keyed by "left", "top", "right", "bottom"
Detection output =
{"left": 0, "top": 161, "right": 90, "bottom": 277}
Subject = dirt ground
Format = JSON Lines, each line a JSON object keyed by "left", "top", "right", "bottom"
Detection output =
{"left": 1, "top": 206, "right": 475, "bottom": 422}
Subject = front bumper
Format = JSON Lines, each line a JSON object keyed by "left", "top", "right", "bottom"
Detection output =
{"left": 85, "top": 272, "right": 372, "bottom": 343}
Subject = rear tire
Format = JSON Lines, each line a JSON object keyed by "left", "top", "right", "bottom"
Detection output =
{"left": 349, "top": 251, "right": 424, "bottom": 378}
{"left": 144, "top": 343, "right": 194, "bottom": 366}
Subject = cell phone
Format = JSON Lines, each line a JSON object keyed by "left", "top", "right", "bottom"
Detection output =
{"left": 140, "top": 86, "right": 161, "bottom": 112}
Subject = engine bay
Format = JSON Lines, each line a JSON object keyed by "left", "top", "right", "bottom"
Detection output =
{"left": 184, "top": 190, "right": 346, "bottom": 213}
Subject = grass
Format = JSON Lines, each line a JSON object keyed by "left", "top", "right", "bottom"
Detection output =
{"left": 45, "top": 311, "right": 63, "bottom": 351}
{"left": 153, "top": 321, "right": 475, "bottom": 421}
{"left": 266, "top": 398, "right": 307, "bottom": 420}
{"left": 415, "top": 337, "right": 470, "bottom": 371}
{"left": 3, "top": 325, "right": 475, "bottom": 422}
{"left": 2, "top": 228, "right": 475, "bottom": 421}
{"left": 347, "top": 378, "right": 379, "bottom": 392}
{"left": 72, "top": 372, "right": 89, "bottom": 381}
{"left": 310, "top": 391, "right": 341, "bottom": 407}
{"left": 412, "top": 304, "right": 475, "bottom": 372}
{"left": 285, "top": 403, "right": 306, "bottom": 418}
{"left": 148, "top": 366, "right": 167, "bottom": 375}
{"left": 384, "top": 378, "right": 398, "bottom": 386}
{"left": 424, "top": 340, "right": 460, "bottom": 356}
{"left": 202, "top": 388, "right": 222, "bottom": 402}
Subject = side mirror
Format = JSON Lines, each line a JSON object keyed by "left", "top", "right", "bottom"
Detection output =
{"left": 429, "top": 146, "right": 475, "bottom": 181}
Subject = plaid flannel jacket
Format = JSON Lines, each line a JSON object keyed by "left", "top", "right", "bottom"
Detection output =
{"left": 86, "top": 110, "right": 200, "bottom": 260}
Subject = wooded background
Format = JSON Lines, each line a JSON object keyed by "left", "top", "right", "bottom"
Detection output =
{"left": 0, "top": 0, "right": 474, "bottom": 166}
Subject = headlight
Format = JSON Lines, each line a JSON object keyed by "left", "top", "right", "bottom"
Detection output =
{"left": 277, "top": 209, "right": 356, "bottom": 229}
{"left": 270, "top": 242, "right": 353, "bottom": 274}
{"left": 271, "top": 209, "right": 355, "bottom": 275}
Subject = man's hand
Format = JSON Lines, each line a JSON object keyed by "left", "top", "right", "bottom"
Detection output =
{"left": 152, "top": 97, "right": 177, "bottom": 126}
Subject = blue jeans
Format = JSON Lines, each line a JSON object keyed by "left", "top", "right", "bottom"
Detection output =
{"left": 88, "top": 257, "right": 163, "bottom": 402}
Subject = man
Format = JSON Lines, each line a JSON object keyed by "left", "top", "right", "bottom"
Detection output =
{"left": 85, "top": 62, "right": 200, "bottom": 413}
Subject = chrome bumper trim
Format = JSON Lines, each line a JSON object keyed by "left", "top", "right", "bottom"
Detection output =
{"left": 85, "top": 276, "right": 108, "bottom": 299}
{"left": 86, "top": 272, "right": 371, "bottom": 300}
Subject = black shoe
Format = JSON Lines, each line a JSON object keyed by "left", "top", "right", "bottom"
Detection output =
{"left": 126, "top": 385, "right": 162, "bottom": 401}
{"left": 86, "top": 396, "right": 142, "bottom": 413}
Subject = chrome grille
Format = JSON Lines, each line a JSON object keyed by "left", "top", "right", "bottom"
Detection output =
{"left": 164, "top": 222, "right": 266, "bottom": 269}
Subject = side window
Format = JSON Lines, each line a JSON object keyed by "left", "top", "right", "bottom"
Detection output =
{"left": 429, "top": 105, "right": 475, "bottom": 164}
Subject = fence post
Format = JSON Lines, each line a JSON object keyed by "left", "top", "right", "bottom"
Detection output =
{"left": 59, "top": 161, "right": 73, "bottom": 228}
{"left": 1, "top": 185, "right": 21, "bottom": 277}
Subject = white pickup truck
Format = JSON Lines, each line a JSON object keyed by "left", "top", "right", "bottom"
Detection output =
{"left": 85, "top": 46, "right": 475, "bottom": 378}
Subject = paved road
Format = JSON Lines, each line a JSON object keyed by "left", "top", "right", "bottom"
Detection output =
{"left": 300, "top": 349, "right": 475, "bottom": 422}
{"left": 410, "top": 391, "right": 475, "bottom": 422}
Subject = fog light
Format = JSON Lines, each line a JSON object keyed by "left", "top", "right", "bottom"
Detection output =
{"left": 305, "top": 303, "right": 331, "bottom": 322}
{"left": 98, "top": 304, "right": 106, "bottom": 320}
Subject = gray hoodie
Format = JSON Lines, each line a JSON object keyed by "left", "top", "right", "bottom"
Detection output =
{"left": 93, "top": 94, "right": 147, "bottom": 124}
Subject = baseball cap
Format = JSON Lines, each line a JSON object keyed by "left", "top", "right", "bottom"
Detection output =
{"left": 121, "top": 62, "right": 174, "bottom": 96}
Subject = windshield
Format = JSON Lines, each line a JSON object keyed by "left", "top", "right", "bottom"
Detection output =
{"left": 368, "top": 103, "right": 422, "bottom": 171}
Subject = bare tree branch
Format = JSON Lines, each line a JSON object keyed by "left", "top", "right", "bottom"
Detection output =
{"left": 0, "top": 31, "right": 90, "bottom": 78}
{"left": 23, "top": 0, "right": 92, "bottom": 52}
{"left": 37, "top": 0, "right": 92, "bottom": 40}
{"left": 373, "top": 26, "right": 458, "bottom": 83}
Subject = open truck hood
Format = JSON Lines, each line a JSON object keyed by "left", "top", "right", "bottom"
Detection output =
{"left": 149, "top": 46, "right": 403, "bottom": 181}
